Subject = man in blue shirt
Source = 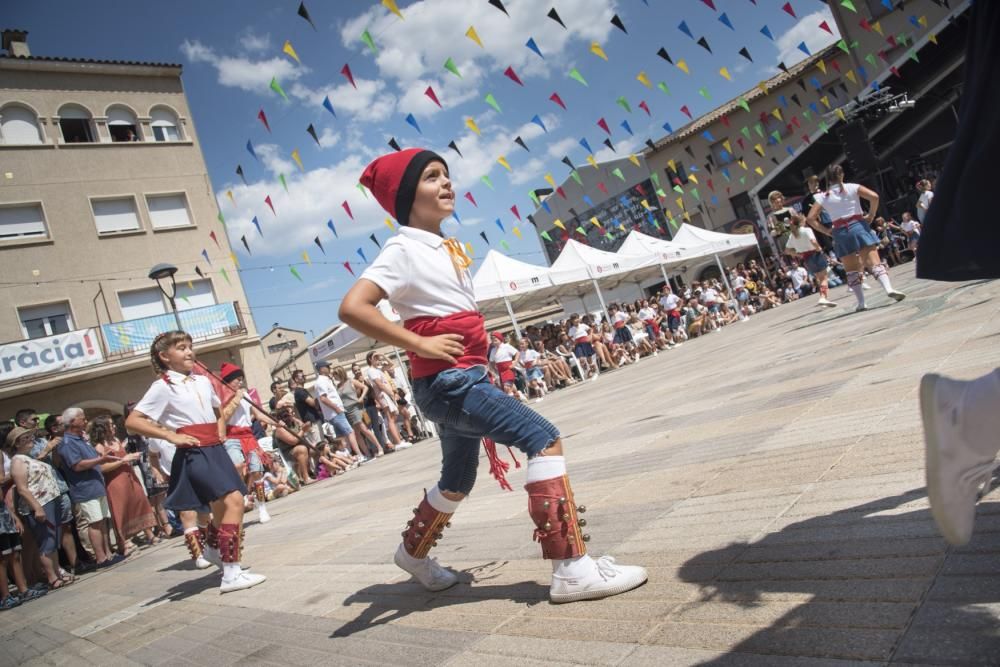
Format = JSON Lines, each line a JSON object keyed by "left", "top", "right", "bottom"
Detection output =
{"left": 56, "top": 407, "right": 119, "bottom": 567}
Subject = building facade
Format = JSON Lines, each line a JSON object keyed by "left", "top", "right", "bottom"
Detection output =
{"left": 0, "top": 29, "right": 269, "bottom": 418}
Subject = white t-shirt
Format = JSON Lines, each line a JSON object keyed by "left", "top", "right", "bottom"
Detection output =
{"left": 568, "top": 323, "right": 590, "bottom": 342}
{"left": 813, "top": 183, "right": 864, "bottom": 221}
{"left": 659, "top": 293, "right": 681, "bottom": 310}
{"left": 901, "top": 220, "right": 920, "bottom": 234}
{"left": 637, "top": 307, "right": 655, "bottom": 322}
{"left": 917, "top": 190, "right": 933, "bottom": 222}
{"left": 313, "top": 374, "right": 344, "bottom": 421}
{"left": 134, "top": 371, "right": 221, "bottom": 430}
{"left": 360, "top": 226, "right": 477, "bottom": 321}
{"left": 490, "top": 342, "right": 518, "bottom": 363}
{"left": 788, "top": 266, "right": 809, "bottom": 289}
{"left": 227, "top": 399, "right": 252, "bottom": 427}
{"left": 146, "top": 438, "right": 175, "bottom": 477}
{"left": 731, "top": 276, "right": 746, "bottom": 291}
{"left": 521, "top": 349, "right": 539, "bottom": 367}
{"left": 701, "top": 288, "right": 719, "bottom": 305}
{"left": 612, "top": 311, "right": 628, "bottom": 326}
{"left": 785, "top": 227, "right": 818, "bottom": 254}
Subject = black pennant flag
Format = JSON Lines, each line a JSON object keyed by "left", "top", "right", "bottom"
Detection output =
{"left": 790, "top": 93, "right": 802, "bottom": 107}
{"left": 656, "top": 47, "right": 673, "bottom": 64}
{"left": 684, "top": 145, "right": 695, "bottom": 159}
{"left": 796, "top": 78, "right": 807, "bottom": 92}
{"left": 488, "top": 0, "right": 509, "bottom": 16}
{"left": 240, "top": 235, "right": 251, "bottom": 254}
{"left": 447, "top": 140, "right": 463, "bottom": 157}
{"left": 738, "top": 46, "right": 753, "bottom": 62}
{"left": 306, "top": 123, "right": 320, "bottom": 146}
{"left": 313, "top": 236, "right": 325, "bottom": 255}
{"left": 610, "top": 14, "right": 627, "bottom": 33}
{"left": 479, "top": 231, "right": 489, "bottom": 245}
{"left": 236, "top": 165, "right": 247, "bottom": 185}
{"left": 514, "top": 136, "right": 529, "bottom": 152}
{"left": 547, "top": 8, "right": 566, "bottom": 28}
{"left": 195, "top": 266, "right": 205, "bottom": 279}
{"left": 526, "top": 213, "right": 537, "bottom": 228}
{"left": 696, "top": 36, "right": 712, "bottom": 53}
{"left": 704, "top": 162, "right": 714, "bottom": 175}
{"left": 568, "top": 207, "right": 579, "bottom": 219}
{"left": 777, "top": 61, "right": 789, "bottom": 74}
{"left": 561, "top": 156, "right": 575, "bottom": 171}
{"left": 602, "top": 138, "right": 616, "bottom": 153}
{"left": 645, "top": 138, "right": 656, "bottom": 151}
{"left": 370, "top": 233, "right": 381, "bottom": 249}
{"left": 297, "top": 2, "right": 317, "bottom": 30}
{"left": 388, "top": 137, "right": 402, "bottom": 151}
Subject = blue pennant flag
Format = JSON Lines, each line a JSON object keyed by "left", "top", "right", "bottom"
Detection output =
{"left": 620, "top": 120, "right": 633, "bottom": 136}
{"left": 453, "top": 211, "right": 462, "bottom": 224}
{"left": 246, "top": 140, "right": 258, "bottom": 161}
{"left": 702, "top": 130, "right": 715, "bottom": 142}
{"left": 525, "top": 37, "right": 544, "bottom": 59}
{"left": 541, "top": 200, "right": 552, "bottom": 214}
{"left": 662, "top": 122, "right": 673, "bottom": 134}
{"left": 678, "top": 20, "right": 693, "bottom": 39}
{"left": 405, "top": 113, "right": 422, "bottom": 134}
{"left": 322, "top": 96, "right": 336, "bottom": 117}
{"left": 718, "top": 12, "right": 734, "bottom": 31}
{"left": 530, "top": 114, "right": 548, "bottom": 133}
{"left": 251, "top": 216, "right": 262, "bottom": 236}
{"left": 582, "top": 194, "right": 594, "bottom": 206}
{"left": 327, "top": 219, "right": 338, "bottom": 238}
{"left": 760, "top": 25, "right": 774, "bottom": 41}
{"left": 797, "top": 41, "right": 811, "bottom": 57}
{"left": 579, "top": 137, "right": 593, "bottom": 154}
{"left": 495, "top": 218, "right": 505, "bottom": 233}
{"left": 356, "top": 248, "right": 368, "bottom": 264}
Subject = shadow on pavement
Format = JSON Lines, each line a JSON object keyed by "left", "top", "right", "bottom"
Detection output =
{"left": 677, "top": 489, "right": 1000, "bottom": 664}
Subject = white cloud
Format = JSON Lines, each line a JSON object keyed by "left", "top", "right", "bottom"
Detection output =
{"left": 546, "top": 136, "right": 580, "bottom": 159}
{"left": 180, "top": 39, "right": 304, "bottom": 94}
{"left": 774, "top": 7, "right": 840, "bottom": 68}
{"left": 316, "top": 127, "right": 340, "bottom": 149}
{"left": 592, "top": 135, "right": 641, "bottom": 162}
{"left": 288, "top": 77, "right": 396, "bottom": 122}
{"left": 254, "top": 143, "right": 296, "bottom": 177}
{"left": 239, "top": 31, "right": 272, "bottom": 53}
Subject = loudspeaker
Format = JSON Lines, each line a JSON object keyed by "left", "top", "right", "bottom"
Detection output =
{"left": 837, "top": 121, "right": 879, "bottom": 177}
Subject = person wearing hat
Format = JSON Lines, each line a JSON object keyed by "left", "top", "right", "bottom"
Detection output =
{"left": 219, "top": 362, "right": 281, "bottom": 525}
{"left": 339, "top": 148, "right": 647, "bottom": 602}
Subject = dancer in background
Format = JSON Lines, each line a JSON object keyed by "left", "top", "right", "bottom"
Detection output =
{"left": 783, "top": 212, "right": 837, "bottom": 308}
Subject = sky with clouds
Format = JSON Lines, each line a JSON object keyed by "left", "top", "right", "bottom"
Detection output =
{"left": 8, "top": 0, "right": 837, "bottom": 339}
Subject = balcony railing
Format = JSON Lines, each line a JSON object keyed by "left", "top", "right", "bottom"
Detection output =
{"left": 100, "top": 302, "right": 245, "bottom": 359}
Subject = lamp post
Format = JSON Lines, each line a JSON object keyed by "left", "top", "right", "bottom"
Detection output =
{"left": 148, "top": 263, "right": 182, "bottom": 331}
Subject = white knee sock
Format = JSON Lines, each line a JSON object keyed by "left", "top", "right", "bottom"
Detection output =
{"left": 963, "top": 368, "right": 1000, "bottom": 457}
{"left": 427, "top": 485, "right": 461, "bottom": 513}
{"left": 875, "top": 271, "right": 894, "bottom": 293}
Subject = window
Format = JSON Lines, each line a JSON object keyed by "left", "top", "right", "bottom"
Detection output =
{"left": 175, "top": 280, "right": 215, "bottom": 310}
{"left": 666, "top": 160, "right": 688, "bottom": 186}
{"left": 146, "top": 193, "right": 192, "bottom": 229}
{"left": 709, "top": 139, "right": 735, "bottom": 166}
{"left": 0, "top": 203, "right": 47, "bottom": 240}
{"left": 118, "top": 287, "right": 166, "bottom": 320}
{"left": 730, "top": 192, "right": 756, "bottom": 222}
{"left": 58, "top": 104, "right": 95, "bottom": 143}
{"left": 19, "top": 302, "right": 73, "bottom": 339}
{"left": 92, "top": 197, "right": 141, "bottom": 234}
{"left": 150, "top": 107, "right": 181, "bottom": 142}
{"left": 0, "top": 105, "right": 42, "bottom": 144}
{"left": 107, "top": 105, "right": 141, "bottom": 142}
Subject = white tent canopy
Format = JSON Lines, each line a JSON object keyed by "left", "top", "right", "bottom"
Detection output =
{"left": 471, "top": 250, "right": 560, "bottom": 319}
{"left": 670, "top": 223, "right": 758, "bottom": 258}
{"left": 548, "top": 239, "right": 654, "bottom": 289}
{"left": 618, "top": 230, "right": 703, "bottom": 268}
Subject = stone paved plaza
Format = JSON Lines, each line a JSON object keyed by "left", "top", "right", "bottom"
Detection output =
{"left": 3, "top": 264, "right": 999, "bottom": 666}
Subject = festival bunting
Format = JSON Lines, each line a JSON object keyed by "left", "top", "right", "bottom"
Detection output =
{"left": 327, "top": 219, "right": 338, "bottom": 238}
{"left": 341, "top": 63, "right": 356, "bottom": 88}
{"left": 547, "top": 8, "right": 566, "bottom": 29}
{"left": 503, "top": 66, "right": 523, "bottom": 86}
{"left": 549, "top": 92, "right": 567, "bottom": 110}
{"left": 322, "top": 96, "right": 336, "bottom": 117}
{"left": 283, "top": 40, "right": 301, "bottom": 64}
{"left": 306, "top": 124, "right": 319, "bottom": 146}
{"left": 264, "top": 195, "right": 275, "bottom": 215}
{"left": 466, "top": 25, "right": 483, "bottom": 48}
{"left": 342, "top": 201, "right": 354, "bottom": 220}
{"left": 269, "top": 78, "right": 288, "bottom": 101}
{"left": 251, "top": 216, "right": 262, "bottom": 236}
{"left": 525, "top": 37, "right": 543, "bottom": 59}
{"left": 313, "top": 237, "right": 325, "bottom": 254}
{"left": 361, "top": 30, "right": 377, "bottom": 54}
{"left": 297, "top": 2, "right": 316, "bottom": 30}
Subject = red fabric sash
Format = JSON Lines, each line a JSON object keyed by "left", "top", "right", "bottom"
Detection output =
{"left": 643, "top": 319, "right": 661, "bottom": 336}
{"left": 225, "top": 425, "right": 260, "bottom": 459}
{"left": 403, "top": 310, "right": 489, "bottom": 379}
{"left": 832, "top": 213, "right": 865, "bottom": 229}
{"left": 495, "top": 360, "right": 515, "bottom": 384}
{"left": 176, "top": 423, "right": 222, "bottom": 448}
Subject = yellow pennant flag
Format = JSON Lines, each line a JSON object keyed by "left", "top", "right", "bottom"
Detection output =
{"left": 835, "top": 108, "right": 847, "bottom": 122}
{"left": 820, "top": 95, "right": 831, "bottom": 109}
{"left": 553, "top": 219, "right": 566, "bottom": 231}
{"left": 771, "top": 108, "right": 783, "bottom": 122}
{"left": 737, "top": 158, "right": 748, "bottom": 170}
{"left": 683, "top": 211, "right": 691, "bottom": 222}
{"left": 754, "top": 166, "right": 765, "bottom": 177}
{"left": 497, "top": 155, "right": 512, "bottom": 172}
{"left": 291, "top": 148, "right": 304, "bottom": 171}
{"left": 722, "top": 139, "right": 732, "bottom": 153}
{"left": 465, "top": 26, "right": 483, "bottom": 48}
{"left": 676, "top": 60, "right": 689, "bottom": 75}
{"left": 688, "top": 174, "right": 698, "bottom": 185}
{"left": 465, "top": 117, "right": 481, "bottom": 136}
{"left": 589, "top": 216, "right": 602, "bottom": 228}
{"left": 845, "top": 70, "right": 857, "bottom": 85}
{"left": 587, "top": 155, "right": 599, "bottom": 169}
{"left": 382, "top": 0, "right": 404, "bottom": 20}
{"left": 544, "top": 173, "right": 556, "bottom": 188}
{"left": 301, "top": 251, "right": 312, "bottom": 265}
{"left": 628, "top": 154, "right": 640, "bottom": 167}
{"left": 667, "top": 159, "right": 677, "bottom": 172}
{"left": 918, "top": 15, "right": 927, "bottom": 28}
{"left": 591, "top": 42, "right": 608, "bottom": 61}
{"left": 384, "top": 218, "right": 396, "bottom": 231}
{"left": 928, "top": 33, "right": 938, "bottom": 45}
{"left": 757, "top": 81, "right": 769, "bottom": 96}
{"left": 871, "top": 21, "right": 883, "bottom": 36}
{"left": 719, "top": 67, "right": 731, "bottom": 81}
{"left": 640, "top": 199, "right": 652, "bottom": 211}
{"left": 512, "top": 226, "right": 522, "bottom": 239}
{"left": 230, "top": 252, "right": 240, "bottom": 269}
{"left": 283, "top": 40, "right": 301, "bottom": 64}
{"left": 816, "top": 60, "right": 827, "bottom": 75}
{"left": 226, "top": 190, "right": 235, "bottom": 205}
{"left": 675, "top": 197, "right": 684, "bottom": 209}
{"left": 754, "top": 143, "right": 765, "bottom": 157}
{"left": 465, "top": 242, "right": 474, "bottom": 257}
{"left": 636, "top": 71, "right": 652, "bottom": 88}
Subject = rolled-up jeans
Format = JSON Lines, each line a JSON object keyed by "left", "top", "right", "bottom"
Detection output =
{"left": 413, "top": 365, "right": 560, "bottom": 495}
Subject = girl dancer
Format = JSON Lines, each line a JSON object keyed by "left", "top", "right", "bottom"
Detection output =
{"left": 805, "top": 165, "right": 905, "bottom": 312}
{"left": 340, "top": 148, "right": 646, "bottom": 602}
{"left": 783, "top": 213, "right": 837, "bottom": 308}
{"left": 125, "top": 332, "right": 265, "bottom": 593}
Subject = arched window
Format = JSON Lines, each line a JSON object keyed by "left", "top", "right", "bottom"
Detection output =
{"left": 57, "top": 104, "right": 96, "bottom": 143}
{"left": 150, "top": 107, "right": 181, "bottom": 142}
{"left": 0, "top": 104, "right": 43, "bottom": 145}
{"left": 106, "top": 105, "right": 141, "bottom": 142}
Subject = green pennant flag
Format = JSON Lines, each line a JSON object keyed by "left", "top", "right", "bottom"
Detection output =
{"left": 657, "top": 82, "right": 670, "bottom": 95}
{"left": 270, "top": 77, "right": 289, "bottom": 101}
{"left": 500, "top": 239, "right": 510, "bottom": 251}
{"left": 289, "top": 266, "right": 303, "bottom": 282}
{"left": 771, "top": 130, "right": 781, "bottom": 143}
{"left": 818, "top": 120, "right": 830, "bottom": 133}
{"left": 540, "top": 230, "right": 553, "bottom": 242}
{"left": 649, "top": 172, "right": 660, "bottom": 187}
{"left": 754, "top": 123, "right": 764, "bottom": 138}
{"left": 361, "top": 29, "right": 377, "bottom": 54}
{"left": 803, "top": 110, "right": 812, "bottom": 121}
{"left": 612, "top": 167, "right": 625, "bottom": 181}
{"left": 180, "top": 296, "right": 192, "bottom": 306}
{"left": 279, "top": 173, "right": 288, "bottom": 192}
{"left": 570, "top": 171, "right": 583, "bottom": 186}
{"left": 741, "top": 126, "right": 751, "bottom": 140}
{"left": 443, "top": 57, "right": 462, "bottom": 78}
{"left": 480, "top": 175, "right": 494, "bottom": 189}
{"left": 841, "top": 0, "right": 857, "bottom": 12}
{"left": 739, "top": 176, "right": 747, "bottom": 185}
{"left": 568, "top": 67, "right": 588, "bottom": 86}
{"left": 907, "top": 48, "right": 919, "bottom": 63}
{"left": 667, "top": 217, "right": 678, "bottom": 231}
{"left": 656, "top": 188, "right": 667, "bottom": 198}
{"left": 673, "top": 184, "right": 684, "bottom": 194}
{"left": 690, "top": 188, "right": 700, "bottom": 201}
{"left": 698, "top": 86, "right": 711, "bottom": 100}
{"left": 529, "top": 190, "right": 540, "bottom": 207}
{"left": 220, "top": 267, "right": 231, "bottom": 285}
{"left": 356, "top": 182, "right": 368, "bottom": 198}
{"left": 737, "top": 97, "right": 750, "bottom": 113}
{"left": 616, "top": 96, "right": 632, "bottom": 113}
{"left": 836, "top": 39, "right": 849, "bottom": 54}
{"left": 217, "top": 211, "right": 225, "bottom": 225}
{"left": 865, "top": 53, "right": 877, "bottom": 67}
{"left": 653, "top": 220, "right": 662, "bottom": 230}
{"left": 484, "top": 93, "right": 502, "bottom": 113}
{"left": 575, "top": 226, "right": 587, "bottom": 235}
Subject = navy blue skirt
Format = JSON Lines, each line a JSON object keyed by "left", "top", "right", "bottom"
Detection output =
{"left": 803, "top": 252, "right": 829, "bottom": 274}
{"left": 165, "top": 444, "right": 247, "bottom": 511}
{"left": 832, "top": 221, "right": 879, "bottom": 257}
{"left": 573, "top": 341, "right": 595, "bottom": 358}
{"left": 612, "top": 327, "right": 633, "bottom": 344}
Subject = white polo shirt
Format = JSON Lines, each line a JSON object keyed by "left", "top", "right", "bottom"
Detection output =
{"left": 134, "top": 371, "right": 220, "bottom": 430}
{"left": 360, "top": 226, "right": 477, "bottom": 321}
{"left": 521, "top": 349, "right": 539, "bottom": 367}
{"left": 146, "top": 437, "right": 175, "bottom": 477}
{"left": 313, "top": 374, "right": 344, "bottom": 421}
{"left": 568, "top": 323, "right": 590, "bottom": 342}
{"left": 785, "top": 227, "right": 818, "bottom": 254}
{"left": 813, "top": 183, "right": 864, "bottom": 221}
{"left": 227, "top": 399, "right": 252, "bottom": 427}
{"left": 917, "top": 190, "right": 934, "bottom": 222}
{"left": 638, "top": 307, "right": 655, "bottom": 322}
{"left": 490, "top": 342, "right": 518, "bottom": 363}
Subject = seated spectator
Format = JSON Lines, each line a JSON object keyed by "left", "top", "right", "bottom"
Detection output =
{"left": 538, "top": 340, "right": 574, "bottom": 387}
{"left": 271, "top": 406, "right": 316, "bottom": 483}
{"left": 684, "top": 299, "right": 711, "bottom": 338}
{"left": 262, "top": 458, "right": 294, "bottom": 499}
{"left": 517, "top": 338, "right": 547, "bottom": 399}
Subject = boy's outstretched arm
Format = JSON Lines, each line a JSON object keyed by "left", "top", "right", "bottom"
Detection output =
{"left": 339, "top": 278, "right": 465, "bottom": 364}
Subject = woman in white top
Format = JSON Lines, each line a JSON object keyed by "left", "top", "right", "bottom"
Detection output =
{"left": 900, "top": 211, "right": 921, "bottom": 252}
{"left": 806, "top": 165, "right": 906, "bottom": 312}
{"left": 916, "top": 179, "right": 934, "bottom": 223}
{"left": 566, "top": 315, "right": 598, "bottom": 378}
{"left": 783, "top": 213, "right": 837, "bottom": 308}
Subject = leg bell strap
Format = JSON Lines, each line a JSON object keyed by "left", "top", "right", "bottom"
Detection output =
{"left": 401, "top": 495, "right": 452, "bottom": 559}
{"left": 525, "top": 474, "right": 588, "bottom": 560}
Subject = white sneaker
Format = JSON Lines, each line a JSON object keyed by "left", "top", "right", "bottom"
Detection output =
{"left": 855, "top": 305, "right": 868, "bottom": 313}
{"left": 394, "top": 441, "right": 414, "bottom": 450}
{"left": 219, "top": 571, "right": 266, "bottom": 594}
{"left": 258, "top": 504, "right": 271, "bottom": 524}
{"left": 921, "top": 374, "right": 999, "bottom": 546}
{"left": 887, "top": 289, "right": 906, "bottom": 302}
{"left": 394, "top": 543, "right": 458, "bottom": 591}
{"left": 550, "top": 555, "right": 648, "bottom": 604}
{"left": 194, "top": 555, "right": 212, "bottom": 570}
{"left": 816, "top": 297, "right": 838, "bottom": 308}
{"left": 862, "top": 282, "right": 872, "bottom": 290}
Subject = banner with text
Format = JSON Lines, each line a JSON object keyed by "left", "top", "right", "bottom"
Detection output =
{"left": 0, "top": 328, "right": 104, "bottom": 382}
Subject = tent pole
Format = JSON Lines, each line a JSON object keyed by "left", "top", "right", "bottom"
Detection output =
{"left": 393, "top": 346, "right": 434, "bottom": 439}
{"left": 589, "top": 278, "right": 611, "bottom": 323}
{"left": 659, "top": 263, "right": 670, "bottom": 286}
{"left": 714, "top": 253, "right": 734, "bottom": 301}
{"left": 503, "top": 295, "right": 523, "bottom": 341}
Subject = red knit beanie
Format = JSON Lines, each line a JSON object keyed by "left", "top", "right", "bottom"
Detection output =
{"left": 220, "top": 362, "right": 244, "bottom": 383}
{"left": 360, "top": 148, "right": 448, "bottom": 226}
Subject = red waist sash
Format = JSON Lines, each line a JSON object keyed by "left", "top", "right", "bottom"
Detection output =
{"left": 495, "top": 360, "right": 515, "bottom": 384}
{"left": 643, "top": 319, "right": 661, "bottom": 335}
{"left": 225, "top": 425, "right": 272, "bottom": 467}
{"left": 176, "top": 423, "right": 223, "bottom": 448}
{"left": 613, "top": 320, "right": 626, "bottom": 330}
{"left": 403, "top": 310, "right": 489, "bottom": 380}
{"left": 832, "top": 213, "right": 865, "bottom": 229}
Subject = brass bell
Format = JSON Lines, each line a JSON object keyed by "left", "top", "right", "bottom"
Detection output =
{"left": 445, "top": 521, "right": 452, "bottom": 528}
{"left": 582, "top": 534, "right": 591, "bottom": 542}
{"left": 415, "top": 532, "right": 422, "bottom": 539}
{"left": 406, "top": 520, "right": 413, "bottom": 527}
{"left": 577, "top": 505, "right": 587, "bottom": 514}
{"left": 558, "top": 496, "right": 566, "bottom": 505}
{"left": 401, "top": 531, "right": 408, "bottom": 538}
{"left": 431, "top": 541, "right": 438, "bottom": 547}
{"left": 560, "top": 513, "right": 568, "bottom": 521}
{"left": 435, "top": 532, "right": 444, "bottom": 539}
{"left": 578, "top": 518, "right": 587, "bottom": 527}
{"left": 542, "top": 500, "right": 550, "bottom": 509}
{"left": 412, "top": 507, "right": 419, "bottom": 515}
{"left": 544, "top": 521, "right": 552, "bottom": 531}
{"left": 417, "top": 521, "right": 426, "bottom": 528}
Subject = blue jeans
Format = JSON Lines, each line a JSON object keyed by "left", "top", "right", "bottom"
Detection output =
{"left": 413, "top": 366, "right": 560, "bottom": 495}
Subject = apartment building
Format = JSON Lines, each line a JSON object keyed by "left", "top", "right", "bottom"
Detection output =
{"left": 0, "top": 29, "right": 269, "bottom": 418}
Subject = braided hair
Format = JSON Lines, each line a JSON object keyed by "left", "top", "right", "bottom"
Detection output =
{"left": 149, "top": 330, "right": 193, "bottom": 379}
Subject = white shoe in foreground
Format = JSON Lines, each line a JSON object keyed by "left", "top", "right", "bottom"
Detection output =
{"left": 921, "top": 374, "right": 998, "bottom": 546}
{"left": 394, "top": 441, "right": 414, "bottom": 450}
{"left": 549, "top": 555, "right": 648, "bottom": 604}
{"left": 887, "top": 289, "right": 906, "bottom": 302}
{"left": 258, "top": 504, "right": 271, "bottom": 524}
{"left": 194, "top": 555, "right": 213, "bottom": 570}
{"left": 816, "top": 297, "right": 838, "bottom": 308}
{"left": 394, "top": 543, "right": 458, "bottom": 591}
{"left": 219, "top": 571, "right": 266, "bottom": 594}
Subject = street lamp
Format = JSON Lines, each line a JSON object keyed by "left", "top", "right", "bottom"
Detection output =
{"left": 148, "top": 263, "right": 182, "bottom": 331}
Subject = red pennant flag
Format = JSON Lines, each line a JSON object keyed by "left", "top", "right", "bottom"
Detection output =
{"left": 510, "top": 205, "right": 520, "bottom": 221}
{"left": 549, "top": 92, "right": 567, "bottom": 110}
{"left": 342, "top": 200, "right": 354, "bottom": 220}
{"left": 701, "top": 0, "right": 716, "bottom": 9}
{"left": 890, "top": 66, "right": 901, "bottom": 79}
{"left": 638, "top": 100, "right": 650, "bottom": 116}
{"left": 886, "top": 35, "right": 897, "bottom": 48}
{"left": 503, "top": 66, "right": 523, "bottom": 86}
{"left": 596, "top": 182, "right": 608, "bottom": 194}
{"left": 781, "top": 2, "right": 795, "bottom": 18}
{"left": 831, "top": 59, "right": 842, "bottom": 72}
{"left": 791, "top": 116, "right": 801, "bottom": 128}
{"left": 818, "top": 20, "right": 833, "bottom": 34}
{"left": 343, "top": 261, "right": 355, "bottom": 276}
{"left": 209, "top": 230, "right": 220, "bottom": 248}
{"left": 264, "top": 195, "right": 276, "bottom": 215}
{"left": 635, "top": 184, "right": 645, "bottom": 196}
{"left": 720, "top": 114, "right": 730, "bottom": 128}
{"left": 257, "top": 108, "right": 271, "bottom": 133}
{"left": 859, "top": 18, "right": 872, "bottom": 31}
{"left": 556, "top": 186, "right": 567, "bottom": 199}
{"left": 596, "top": 118, "right": 611, "bottom": 135}
{"left": 707, "top": 178, "right": 714, "bottom": 192}
{"left": 736, "top": 137, "right": 745, "bottom": 150}
{"left": 424, "top": 86, "right": 442, "bottom": 108}
{"left": 464, "top": 192, "right": 478, "bottom": 207}
{"left": 680, "top": 105, "right": 692, "bottom": 120}
{"left": 341, "top": 63, "right": 357, "bottom": 88}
